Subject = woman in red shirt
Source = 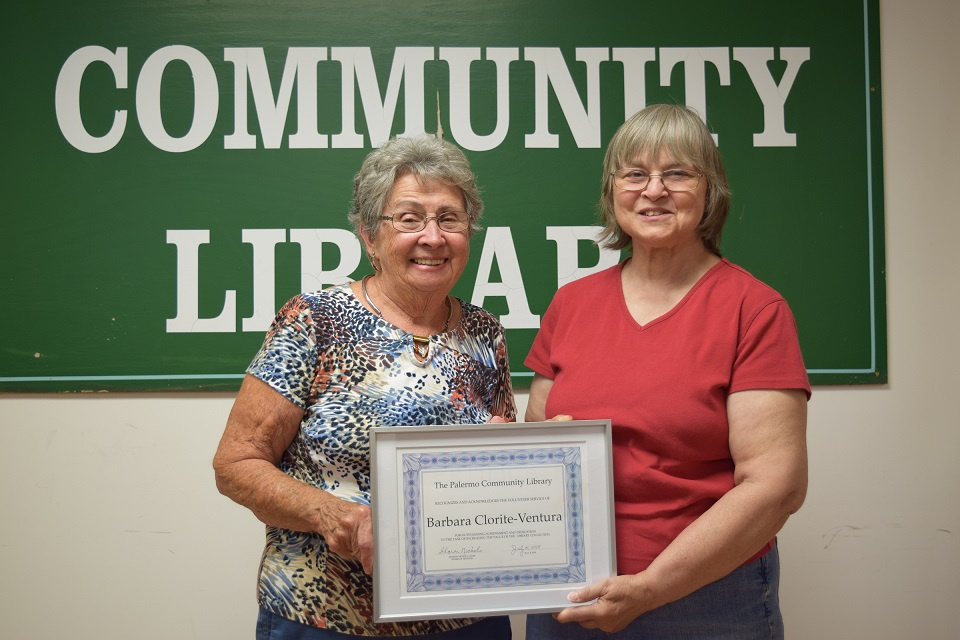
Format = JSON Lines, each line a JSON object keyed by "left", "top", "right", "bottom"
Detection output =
{"left": 524, "top": 104, "right": 810, "bottom": 639}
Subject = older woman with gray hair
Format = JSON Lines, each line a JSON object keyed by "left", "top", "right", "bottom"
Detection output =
{"left": 524, "top": 104, "right": 810, "bottom": 638}
{"left": 214, "top": 135, "right": 515, "bottom": 640}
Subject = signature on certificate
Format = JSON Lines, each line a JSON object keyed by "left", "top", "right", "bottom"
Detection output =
{"left": 437, "top": 545, "right": 483, "bottom": 558}
{"left": 511, "top": 544, "right": 542, "bottom": 558}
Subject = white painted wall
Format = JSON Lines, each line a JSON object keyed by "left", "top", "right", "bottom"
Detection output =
{"left": 2, "top": 1, "right": 958, "bottom": 637}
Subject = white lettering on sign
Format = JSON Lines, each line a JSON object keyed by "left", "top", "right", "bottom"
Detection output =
{"left": 545, "top": 226, "right": 621, "bottom": 287}
{"left": 164, "top": 227, "right": 618, "bottom": 333}
{"left": 224, "top": 47, "right": 329, "bottom": 150}
{"left": 137, "top": 46, "right": 220, "bottom": 152}
{"left": 165, "top": 229, "right": 237, "bottom": 332}
{"left": 330, "top": 47, "right": 434, "bottom": 147}
{"left": 523, "top": 47, "right": 608, "bottom": 148}
{"left": 732, "top": 47, "right": 812, "bottom": 147}
{"left": 55, "top": 46, "right": 129, "bottom": 153}
{"left": 241, "top": 228, "right": 287, "bottom": 333}
{"left": 439, "top": 47, "right": 519, "bottom": 152}
{"left": 659, "top": 47, "right": 731, "bottom": 145}
{"left": 471, "top": 227, "right": 540, "bottom": 329}
{"left": 56, "top": 45, "right": 810, "bottom": 152}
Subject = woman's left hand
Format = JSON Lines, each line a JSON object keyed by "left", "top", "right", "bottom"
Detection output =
{"left": 553, "top": 574, "right": 649, "bottom": 633}
{"left": 554, "top": 388, "right": 808, "bottom": 632}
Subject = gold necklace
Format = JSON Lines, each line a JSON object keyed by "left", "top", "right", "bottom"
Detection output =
{"left": 361, "top": 275, "right": 452, "bottom": 360}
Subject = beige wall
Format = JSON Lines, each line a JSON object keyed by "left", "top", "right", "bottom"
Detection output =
{"left": 2, "top": 1, "right": 958, "bottom": 637}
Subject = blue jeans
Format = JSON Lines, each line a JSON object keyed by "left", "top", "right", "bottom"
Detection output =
{"left": 256, "top": 609, "right": 511, "bottom": 640}
{"left": 526, "top": 546, "right": 783, "bottom": 640}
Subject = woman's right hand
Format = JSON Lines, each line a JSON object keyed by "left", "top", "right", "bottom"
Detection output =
{"left": 215, "top": 375, "right": 376, "bottom": 574}
{"left": 319, "top": 500, "right": 374, "bottom": 574}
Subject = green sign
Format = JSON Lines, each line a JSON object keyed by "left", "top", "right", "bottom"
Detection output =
{"left": 1, "top": 0, "right": 885, "bottom": 391}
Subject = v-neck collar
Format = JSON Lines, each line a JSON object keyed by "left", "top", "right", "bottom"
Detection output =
{"left": 617, "top": 258, "right": 726, "bottom": 331}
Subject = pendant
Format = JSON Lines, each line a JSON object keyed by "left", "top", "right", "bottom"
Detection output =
{"left": 412, "top": 335, "right": 430, "bottom": 360}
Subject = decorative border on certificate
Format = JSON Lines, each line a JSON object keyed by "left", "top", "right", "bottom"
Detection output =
{"left": 371, "top": 420, "right": 615, "bottom": 622}
{"left": 402, "top": 446, "right": 585, "bottom": 591}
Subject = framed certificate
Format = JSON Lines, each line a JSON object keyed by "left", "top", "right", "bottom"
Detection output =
{"left": 370, "top": 419, "right": 615, "bottom": 622}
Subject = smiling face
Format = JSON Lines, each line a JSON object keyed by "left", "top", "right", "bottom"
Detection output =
{"left": 613, "top": 151, "right": 708, "bottom": 254}
{"left": 597, "top": 104, "right": 731, "bottom": 256}
{"left": 360, "top": 172, "right": 470, "bottom": 298}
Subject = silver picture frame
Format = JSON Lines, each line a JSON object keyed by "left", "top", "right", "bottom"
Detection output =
{"left": 370, "top": 419, "right": 616, "bottom": 622}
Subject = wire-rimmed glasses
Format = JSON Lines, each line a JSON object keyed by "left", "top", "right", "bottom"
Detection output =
{"left": 612, "top": 168, "right": 702, "bottom": 192}
{"left": 380, "top": 211, "right": 470, "bottom": 233}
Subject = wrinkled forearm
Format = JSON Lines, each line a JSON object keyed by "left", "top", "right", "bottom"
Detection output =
{"left": 214, "top": 456, "right": 345, "bottom": 536}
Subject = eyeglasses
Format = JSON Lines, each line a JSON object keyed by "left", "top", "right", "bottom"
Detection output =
{"left": 612, "top": 168, "right": 702, "bottom": 192}
{"left": 380, "top": 211, "right": 470, "bottom": 233}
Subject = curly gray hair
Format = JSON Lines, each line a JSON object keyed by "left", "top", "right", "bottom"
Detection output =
{"left": 347, "top": 135, "right": 483, "bottom": 240}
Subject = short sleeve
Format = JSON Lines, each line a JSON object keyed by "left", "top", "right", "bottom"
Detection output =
{"left": 524, "top": 291, "right": 561, "bottom": 379}
{"left": 730, "top": 299, "right": 811, "bottom": 398}
{"left": 246, "top": 295, "right": 319, "bottom": 407}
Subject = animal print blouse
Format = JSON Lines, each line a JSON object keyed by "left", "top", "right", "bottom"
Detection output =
{"left": 247, "top": 283, "right": 516, "bottom": 636}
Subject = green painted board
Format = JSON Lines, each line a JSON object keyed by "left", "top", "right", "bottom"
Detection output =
{"left": 1, "top": 0, "right": 886, "bottom": 391}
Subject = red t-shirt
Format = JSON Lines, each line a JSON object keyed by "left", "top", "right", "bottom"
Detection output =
{"left": 525, "top": 259, "right": 810, "bottom": 574}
